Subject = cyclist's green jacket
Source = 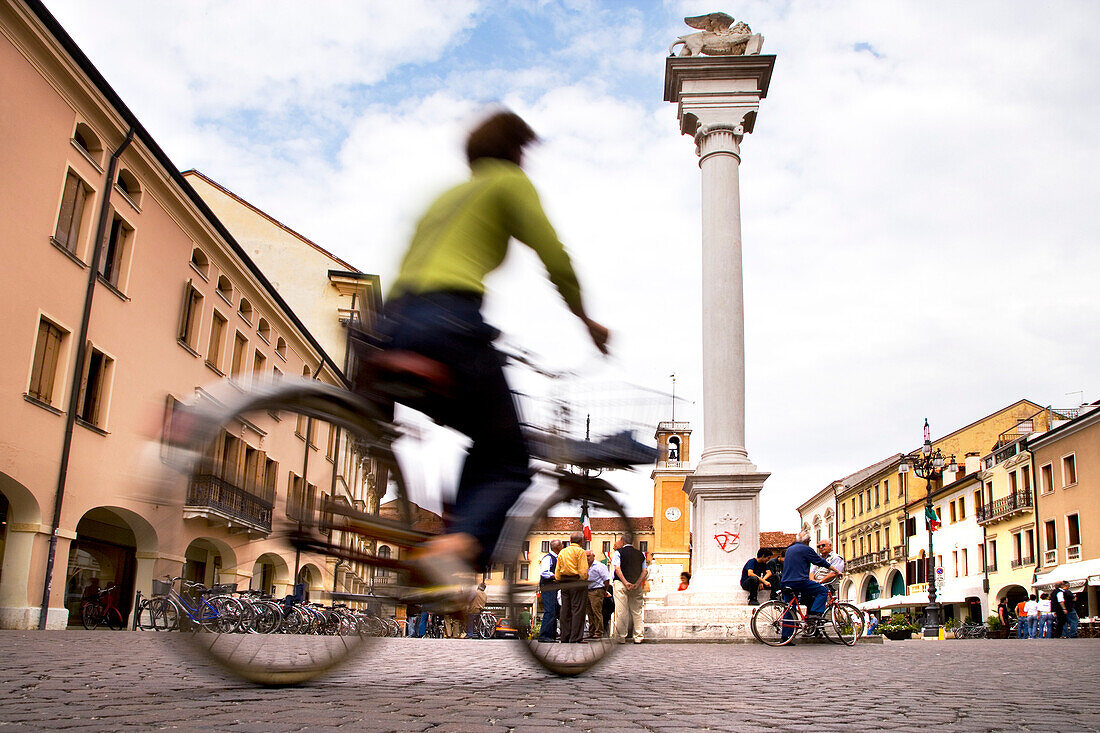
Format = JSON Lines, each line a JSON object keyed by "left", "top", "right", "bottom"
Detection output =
{"left": 389, "top": 158, "right": 583, "bottom": 314}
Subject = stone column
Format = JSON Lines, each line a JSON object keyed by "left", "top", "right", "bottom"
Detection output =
{"left": 664, "top": 54, "right": 775, "bottom": 601}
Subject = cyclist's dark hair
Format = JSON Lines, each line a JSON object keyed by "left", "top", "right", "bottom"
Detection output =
{"left": 466, "top": 110, "right": 538, "bottom": 166}
{"left": 757, "top": 548, "right": 773, "bottom": 558}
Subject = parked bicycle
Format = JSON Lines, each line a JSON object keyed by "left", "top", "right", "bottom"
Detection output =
{"left": 136, "top": 576, "right": 243, "bottom": 633}
{"left": 953, "top": 620, "right": 988, "bottom": 639}
{"left": 80, "top": 583, "right": 125, "bottom": 631}
{"left": 153, "top": 333, "right": 660, "bottom": 684}
{"left": 750, "top": 588, "right": 865, "bottom": 646}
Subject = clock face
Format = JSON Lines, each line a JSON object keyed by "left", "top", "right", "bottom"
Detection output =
{"left": 665, "top": 506, "right": 681, "bottom": 522}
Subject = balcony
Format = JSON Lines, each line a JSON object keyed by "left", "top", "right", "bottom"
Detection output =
{"left": 892, "top": 545, "right": 905, "bottom": 562}
{"left": 848, "top": 550, "right": 889, "bottom": 571}
{"left": 976, "top": 491, "right": 1033, "bottom": 525}
{"left": 185, "top": 474, "right": 273, "bottom": 534}
{"left": 1044, "top": 549, "right": 1057, "bottom": 565}
{"left": 1068, "top": 545, "right": 1081, "bottom": 562}
{"left": 983, "top": 561, "right": 998, "bottom": 573}
{"left": 1010, "top": 556, "right": 1034, "bottom": 570}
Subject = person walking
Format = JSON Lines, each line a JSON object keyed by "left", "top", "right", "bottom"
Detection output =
{"left": 554, "top": 532, "right": 589, "bottom": 644}
{"left": 1015, "top": 597, "right": 1029, "bottom": 639}
{"left": 1037, "top": 593, "right": 1054, "bottom": 639}
{"left": 611, "top": 534, "right": 648, "bottom": 644}
{"left": 536, "top": 539, "right": 562, "bottom": 643}
{"left": 466, "top": 582, "right": 487, "bottom": 638}
{"left": 1055, "top": 580, "right": 1079, "bottom": 638}
{"left": 585, "top": 550, "right": 610, "bottom": 639}
{"left": 1024, "top": 594, "right": 1040, "bottom": 639}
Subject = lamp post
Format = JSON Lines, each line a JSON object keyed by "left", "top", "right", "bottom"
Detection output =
{"left": 899, "top": 419, "right": 957, "bottom": 638}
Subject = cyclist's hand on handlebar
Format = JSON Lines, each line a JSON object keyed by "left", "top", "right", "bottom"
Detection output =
{"left": 584, "top": 318, "right": 610, "bottom": 355}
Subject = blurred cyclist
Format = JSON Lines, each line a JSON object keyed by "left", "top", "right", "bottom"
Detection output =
{"left": 371, "top": 110, "right": 608, "bottom": 586}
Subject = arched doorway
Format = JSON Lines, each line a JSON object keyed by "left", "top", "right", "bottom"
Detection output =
{"left": 66, "top": 508, "right": 140, "bottom": 627}
{"left": 297, "top": 563, "right": 323, "bottom": 601}
{"left": 887, "top": 570, "right": 906, "bottom": 598}
{"left": 966, "top": 596, "right": 983, "bottom": 622}
{"left": 999, "top": 584, "right": 1029, "bottom": 612}
{"left": 0, "top": 473, "right": 43, "bottom": 627}
{"left": 184, "top": 538, "right": 235, "bottom": 588}
{"left": 840, "top": 579, "right": 854, "bottom": 603}
{"left": 863, "top": 576, "right": 880, "bottom": 603}
{"left": 251, "top": 553, "right": 290, "bottom": 597}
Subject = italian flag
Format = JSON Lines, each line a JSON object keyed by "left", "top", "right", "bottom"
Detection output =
{"left": 926, "top": 505, "right": 941, "bottom": 531}
{"left": 582, "top": 505, "right": 591, "bottom": 543}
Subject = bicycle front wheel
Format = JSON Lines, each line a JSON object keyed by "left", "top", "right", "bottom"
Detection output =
{"left": 165, "top": 380, "right": 407, "bottom": 684}
{"left": 502, "top": 475, "right": 631, "bottom": 676}
{"left": 825, "top": 603, "right": 865, "bottom": 646}
{"left": 750, "top": 600, "right": 797, "bottom": 646}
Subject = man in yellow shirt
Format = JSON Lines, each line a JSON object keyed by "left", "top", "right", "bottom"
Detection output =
{"left": 555, "top": 532, "right": 590, "bottom": 644}
{"left": 373, "top": 111, "right": 608, "bottom": 586}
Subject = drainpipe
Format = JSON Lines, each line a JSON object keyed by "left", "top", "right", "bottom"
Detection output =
{"left": 293, "top": 359, "right": 327, "bottom": 581}
{"left": 38, "top": 127, "right": 135, "bottom": 629}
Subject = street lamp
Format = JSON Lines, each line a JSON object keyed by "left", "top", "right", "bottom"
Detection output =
{"left": 899, "top": 418, "right": 957, "bottom": 638}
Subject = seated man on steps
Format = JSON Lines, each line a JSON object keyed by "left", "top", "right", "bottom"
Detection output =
{"left": 740, "top": 548, "right": 773, "bottom": 605}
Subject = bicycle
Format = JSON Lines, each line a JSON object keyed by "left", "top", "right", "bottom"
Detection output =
{"left": 139, "top": 576, "right": 244, "bottom": 633}
{"left": 750, "top": 587, "right": 865, "bottom": 646}
{"left": 155, "top": 332, "right": 659, "bottom": 684}
{"left": 80, "top": 584, "right": 125, "bottom": 630}
{"left": 953, "top": 620, "right": 988, "bottom": 639}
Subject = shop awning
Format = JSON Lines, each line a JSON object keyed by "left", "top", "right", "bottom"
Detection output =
{"left": 1033, "top": 559, "right": 1100, "bottom": 591}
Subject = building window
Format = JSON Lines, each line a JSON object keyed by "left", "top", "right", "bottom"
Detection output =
{"left": 957, "top": 498, "right": 965, "bottom": 520}
{"left": 28, "top": 318, "right": 67, "bottom": 405}
{"left": 98, "top": 213, "right": 131, "bottom": 288}
{"left": 519, "top": 563, "right": 529, "bottom": 580}
{"left": 874, "top": 485, "right": 880, "bottom": 507}
{"left": 77, "top": 346, "right": 114, "bottom": 427}
{"left": 190, "top": 247, "right": 210, "bottom": 278}
{"left": 841, "top": 504, "right": 846, "bottom": 522}
{"left": 1009, "top": 471, "right": 1018, "bottom": 494}
{"left": 858, "top": 495, "right": 863, "bottom": 514}
{"left": 115, "top": 168, "right": 142, "bottom": 207}
{"left": 216, "top": 275, "right": 233, "bottom": 303}
{"left": 884, "top": 525, "right": 890, "bottom": 550}
{"left": 884, "top": 479, "right": 890, "bottom": 504}
{"left": 541, "top": 540, "right": 550, "bottom": 554}
{"left": 1044, "top": 519, "right": 1057, "bottom": 564}
{"left": 72, "top": 123, "right": 102, "bottom": 162}
{"left": 53, "top": 171, "right": 91, "bottom": 254}
{"left": 827, "top": 521, "right": 834, "bottom": 542}
{"left": 257, "top": 318, "right": 271, "bottom": 342}
{"left": 949, "top": 502, "right": 957, "bottom": 524}
{"left": 1021, "top": 466, "right": 1031, "bottom": 492}
{"left": 1062, "top": 454, "right": 1077, "bottom": 487}
{"left": 960, "top": 548, "right": 968, "bottom": 576}
{"left": 1067, "top": 514, "right": 1081, "bottom": 561}
{"left": 238, "top": 298, "right": 253, "bottom": 324}
{"left": 952, "top": 551, "right": 958, "bottom": 577}
{"left": 275, "top": 337, "right": 287, "bottom": 360}
{"left": 1040, "top": 463, "right": 1054, "bottom": 494}
{"left": 178, "top": 284, "right": 204, "bottom": 350}
{"left": 639, "top": 541, "right": 648, "bottom": 555}
{"left": 230, "top": 332, "right": 247, "bottom": 379}
{"left": 207, "top": 312, "right": 227, "bottom": 371}
{"left": 253, "top": 350, "right": 266, "bottom": 379}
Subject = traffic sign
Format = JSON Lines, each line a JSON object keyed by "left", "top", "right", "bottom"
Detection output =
{"left": 935, "top": 566, "right": 944, "bottom": 576}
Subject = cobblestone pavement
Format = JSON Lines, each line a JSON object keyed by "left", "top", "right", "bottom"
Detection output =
{"left": 0, "top": 632, "right": 1097, "bottom": 732}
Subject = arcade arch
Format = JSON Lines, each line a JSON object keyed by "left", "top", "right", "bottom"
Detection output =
{"left": 860, "top": 574, "right": 881, "bottom": 603}
{"left": 251, "top": 552, "right": 290, "bottom": 596}
{"left": 0, "top": 474, "right": 43, "bottom": 622}
{"left": 886, "top": 568, "right": 906, "bottom": 598}
{"left": 66, "top": 506, "right": 157, "bottom": 628}
{"left": 297, "top": 563, "right": 324, "bottom": 601}
{"left": 183, "top": 537, "right": 236, "bottom": 588}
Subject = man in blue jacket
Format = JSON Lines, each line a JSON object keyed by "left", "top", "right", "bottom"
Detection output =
{"left": 780, "top": 530, "right": 841, "bottom": 640}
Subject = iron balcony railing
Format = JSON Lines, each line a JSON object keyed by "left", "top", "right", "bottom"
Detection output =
{"left": 976, "top": 491, "right": 1033, "bottom": 524}
{"left": 848, "top": 550, "right": 890, "bottom": 571}
{"left": 892, "top": 545, "right": 905, "bottom": 562}
{"left": 187, "top": 474, "right": 273, "bottom": 532}
{"left": 1010, "top": 556, "right": 1034, "bottom": 569}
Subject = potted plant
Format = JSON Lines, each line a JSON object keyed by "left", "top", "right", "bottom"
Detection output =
{"left": 879, "top": 618, "right": 918, "bottom": 640}
{"left": 944, "top": 617, "right": 959, "bottom": 638}
{"left": 987, "top": 614, "right": 1008, "bottom": 639}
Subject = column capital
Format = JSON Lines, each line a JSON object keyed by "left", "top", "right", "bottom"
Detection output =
{"left": 694, "top": 122, "right": 744, "bottom": 163}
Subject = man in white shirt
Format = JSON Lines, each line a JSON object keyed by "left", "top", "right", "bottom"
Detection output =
{"left": 611, "top": 534, "right": 648, "bottom": 643}
{"left": 536, "top": 539, "right": 563, "bottom": 643}
{"left": 1023, "top": 594, "right": 1040, "bottom": 639}
{"left": 812, "top": 540, "right": 845, "bottom": 595}
{"left": 1037, "top": 593, "right": 1054, "bottom": 639}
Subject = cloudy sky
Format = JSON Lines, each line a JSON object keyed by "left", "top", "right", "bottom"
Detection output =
{"left": 43, "top": 1, "right": 1099, "bottom": 528}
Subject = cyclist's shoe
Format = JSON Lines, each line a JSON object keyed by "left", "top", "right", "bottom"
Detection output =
{"left": 406, "top": 532, "right": 478, "bottom": 611}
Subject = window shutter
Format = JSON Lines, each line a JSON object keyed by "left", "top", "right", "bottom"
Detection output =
{"left": 178, "top": 279, "right": 194, "bottom": 340}
{"left": 54, "top": 173, "right": 79, "bottom": 246}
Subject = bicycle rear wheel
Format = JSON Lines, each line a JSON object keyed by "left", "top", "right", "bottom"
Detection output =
{"left": 502, "top": 475, "right": 630, "bottom": 676}
{"left": 750, "top": 600, "right": 797, "bottom": 646}
{"left": 824, "top": 602, "right": 864, "bottom": 646}
{"left": 80, "top": 601, "right": 104, "bottom": 630}
{"left": 161, "top": 380, "right": 413, "bottom": 684}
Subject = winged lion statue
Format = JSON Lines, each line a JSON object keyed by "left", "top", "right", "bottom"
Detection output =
{"left": 669, "top": 12, "right": 764, "bottom": 57}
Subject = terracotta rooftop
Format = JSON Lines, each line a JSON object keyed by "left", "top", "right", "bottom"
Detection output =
{"left": 759, "top": 531, "right": 797, "bottom": 549}
{"left": 530, "top": 517, "right": 654, "bottom": 533}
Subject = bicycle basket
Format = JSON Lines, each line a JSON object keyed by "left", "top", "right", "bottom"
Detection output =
{"left": 516, "top": 377, "right": 668, "bottom": 471}
{"left": 152, "top": 579, "right": 173, "bottom": 596}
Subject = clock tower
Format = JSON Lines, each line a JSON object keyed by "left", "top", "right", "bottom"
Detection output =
{"left": 651, "top": 420, "right": 692, "bottom": 595}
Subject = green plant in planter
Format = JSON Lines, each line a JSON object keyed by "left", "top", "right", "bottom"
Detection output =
{"left": 944, "top": 617, "right": 959, "bottom": 630}
{"left": 987, "top": 614, "right": 1003, "bottom": 631}
{"left": 879, "top": 619, "right": 919, "bottom": 640}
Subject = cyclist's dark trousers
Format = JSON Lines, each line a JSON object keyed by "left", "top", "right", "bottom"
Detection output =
{"left": 538, "top": 581, "right": 559, "bottom": 641}
{"left": 380, "top": 292, "right": 531, "bottom": 569}
{"left": 740, "top": 577, "right": 766, "bottom": 603}
{"left": 783, "top": 579, "right": 828, "bottom": 616}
